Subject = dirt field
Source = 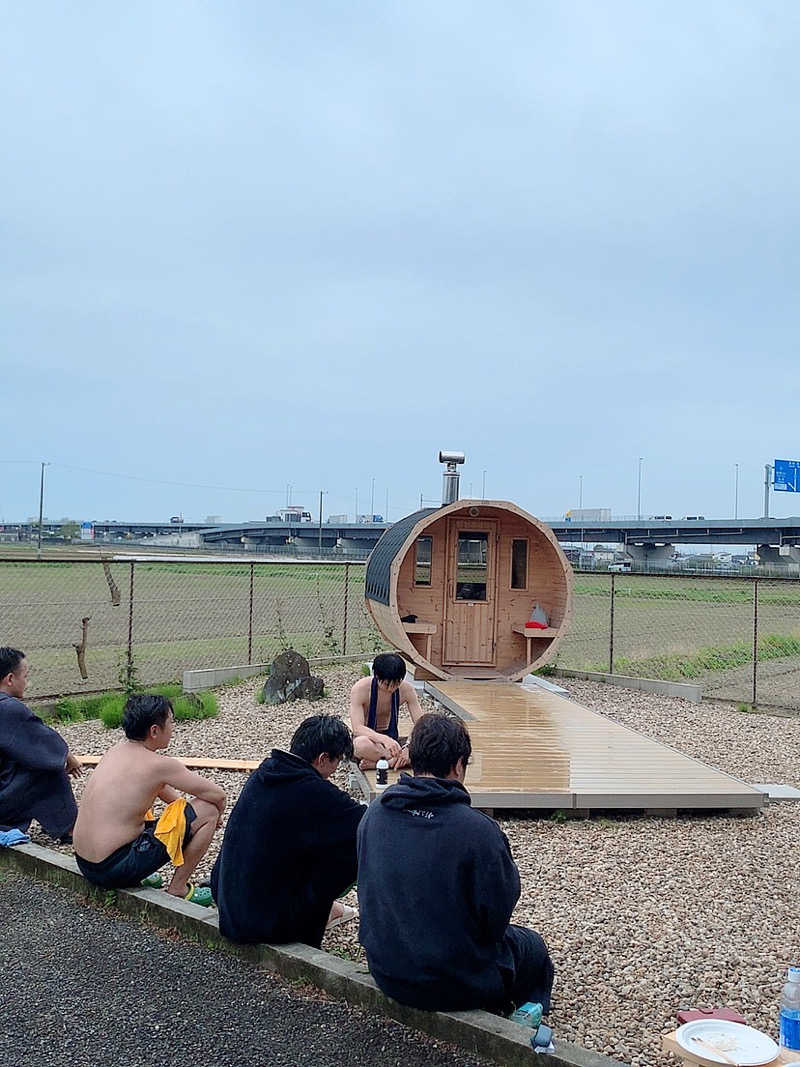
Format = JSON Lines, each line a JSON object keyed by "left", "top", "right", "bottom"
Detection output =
{"left": 4, "top": 559, "right": 800, "bottom": 708}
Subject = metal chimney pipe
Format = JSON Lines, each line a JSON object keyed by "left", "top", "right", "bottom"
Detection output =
{"left": 439, "top": 450, "right": 465, "bottom": 505}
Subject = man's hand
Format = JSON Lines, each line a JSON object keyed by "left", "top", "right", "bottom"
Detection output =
{"left": 389, "top": 744, "right": 410, "bottom": 771}
{"left": 377, "top": 736, "right": 401, "bottom": 761}
{"left": 65, "top": 753, "right": 84, "bottom": 778}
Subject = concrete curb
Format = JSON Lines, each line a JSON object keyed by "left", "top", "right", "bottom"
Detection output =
{"left": 0, "top": 842, "right": 624, "bottom": 1067}
{"left": 553, "top": 669, "right": 702, "bottom": 703}
{"left": 183, "top": 654, "right": 368, "bottom": 693}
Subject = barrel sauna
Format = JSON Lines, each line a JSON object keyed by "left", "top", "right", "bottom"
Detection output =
{"left": 365, "top": 499, "right": 573, "bottom": 681}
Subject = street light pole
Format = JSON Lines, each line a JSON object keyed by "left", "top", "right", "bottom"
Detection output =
{"left": 734, "top": 463, "right": 739, "bottom": 520}
{"left": 578, "top": 474, "right": 583, "bottom": 510}
{"left": 318, "top": 489, "right": 324, "bottom": 555}
{"left": 37, "top": 461, "right": 48, "bottom": 561}
{"left": 370, "top": 477, "right": 375, "bottom": 519}
{"left": 637, "top": 457, "right": 643, "bottom": 520}
{"left": 481, "top": 470, "right": 486, "bottom": 499}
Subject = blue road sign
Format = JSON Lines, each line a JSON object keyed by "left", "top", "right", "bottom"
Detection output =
{"left": 774, "top": 459, "right": 800, "bottom": 492}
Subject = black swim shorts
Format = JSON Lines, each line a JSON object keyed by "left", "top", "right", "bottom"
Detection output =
{"left": 76, "top": 803, "right": 196, "bottom": 889}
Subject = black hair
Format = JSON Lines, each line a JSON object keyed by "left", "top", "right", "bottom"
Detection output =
{"left": 408, "top": 713, "right": 472, "bottom": 778}
{"left": 122, "top": 693, "right": 173, "bottom": 741}
{"left": 290, "top": 714, "right": 354, "bottom": 764}
{"left": 372, "top": 652, "right": 406, "bottom": 683}
{"left": 0, "top": 647, "right": 25, "bottom": 680}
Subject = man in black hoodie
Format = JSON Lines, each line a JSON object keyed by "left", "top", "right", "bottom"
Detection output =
{"left": 211, "top": 714, "right": 365, "bottom": 948}
{"left": 357, "top": 713, "right": 554, "bottom": 1014}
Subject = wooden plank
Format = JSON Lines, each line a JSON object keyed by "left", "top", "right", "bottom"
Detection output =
{"left": 412, "top": 681, "right": 765, "bottom": 812}
{"left": 78, "top": 754, "right": 258, "bottom": 771}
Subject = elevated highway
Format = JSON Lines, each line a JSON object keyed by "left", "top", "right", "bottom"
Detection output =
{"left": 8, "top": 515, "right": 800, "bottom": 565}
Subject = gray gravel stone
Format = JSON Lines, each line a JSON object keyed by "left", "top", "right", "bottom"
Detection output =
{"left": 35, "top": 669, "right": 800, "bottom": 1067}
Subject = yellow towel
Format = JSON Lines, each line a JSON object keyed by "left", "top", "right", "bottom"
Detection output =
{"left": 152, "top": 797, "right": 188, "bottom": 867}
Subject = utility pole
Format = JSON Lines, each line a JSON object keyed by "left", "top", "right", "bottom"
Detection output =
{"left": 734, "top": 463, "right": 739, "bottom": 520}
{"left": 37, "top": 461, "right": 48, "bottom": 561}
{"left": 481, "top": 470, "right": 486, "bottom": 499}
{"left": 637, "top": 457, "right": 643, "bottom": 520}
{"left": 318, "top": 490, "right": 324, "bottom": 555}
{"left": 385, "top": 488, "right": 389, "bottom": 521}
{"left": 370, "top": 477, "right": 375, "bottom": 519}
{"left": 763, "top": 464, "right": 772, "bottom": 518}
{"left": 578, "top": 474, "right": 583, "bottom": 510}
{"left": 354, "top": 488, "right": 359, "bottom": 522}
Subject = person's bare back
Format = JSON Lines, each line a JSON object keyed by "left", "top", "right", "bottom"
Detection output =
{"left": 73, "top": 741, "right": 216, "bottom": 861}
{"left": 73, "top": 693, "right": 225, "bottom": 902}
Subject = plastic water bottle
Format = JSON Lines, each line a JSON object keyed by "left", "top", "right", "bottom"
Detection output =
{"left": 780, "top": 966, "right": 800, "bottom": 1050}
{"left": 375, "top": 759, "right": 389, "bottom": 790}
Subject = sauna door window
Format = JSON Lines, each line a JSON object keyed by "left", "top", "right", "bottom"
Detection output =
{"left": 455, "top": 532, "right": 488, "bottom": 601}
{"left": 414, "top": 536, "right": 432, "bottom": 586}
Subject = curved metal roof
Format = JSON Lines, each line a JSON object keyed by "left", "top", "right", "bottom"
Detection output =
{"left": 365, "top": 508, "right": 438, "bottom": 605}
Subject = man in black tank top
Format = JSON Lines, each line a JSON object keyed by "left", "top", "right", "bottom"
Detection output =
{"left": 349, "top": 653, "right": 424, "bottom": 770}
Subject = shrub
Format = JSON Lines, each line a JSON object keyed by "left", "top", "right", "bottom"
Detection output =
{"left": 50, "top": 684, "right": 217, "bottom": 730}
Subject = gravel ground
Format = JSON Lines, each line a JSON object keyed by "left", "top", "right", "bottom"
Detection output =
{"left": 30, "top": 668, "right": 800, "bottom": 1067}
{"left": 0, "top": 867, "right": 494, "bottom": 1067}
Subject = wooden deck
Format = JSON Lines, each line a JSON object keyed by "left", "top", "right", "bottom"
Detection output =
{"left": 357, "top": 680, "right": 764, "bottom": 812}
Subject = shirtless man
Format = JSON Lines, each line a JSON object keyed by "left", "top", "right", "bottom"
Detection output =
{"left": 349, "top": 652, "right": 424, "bottom": 770}
{"left": 73, "top": 694, "right": 226, "bottom": 905}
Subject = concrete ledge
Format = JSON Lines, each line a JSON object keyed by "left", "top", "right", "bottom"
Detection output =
{"left": 0, "top": 842, "right": 623, "bottom": 1067}
{"left": 553, "top": 669, "right": 702, "bottom": 703}
{"left": 183, "top": 654, "right": 368, "bottom": 693}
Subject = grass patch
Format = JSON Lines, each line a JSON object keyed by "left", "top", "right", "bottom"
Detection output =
{"left": 51, "top": 684, "right": 218, "bottom": 729}
{"left": 593, "top": 632, "right": 800, "bottom": 680}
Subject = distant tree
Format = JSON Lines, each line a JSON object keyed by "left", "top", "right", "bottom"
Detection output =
{"left": 61, "top": 521, "right": 80, "bottom": 541}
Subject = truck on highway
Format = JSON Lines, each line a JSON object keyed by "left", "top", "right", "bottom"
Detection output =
{"left": 277, "top": 507, "right": 312, "bottom": 523}
{"left": 564, "top": 508, "right": 612, "bottom": 522}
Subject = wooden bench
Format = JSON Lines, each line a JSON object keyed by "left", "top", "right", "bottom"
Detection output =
{"left": 402, "top": 621, "right": 437, "bottom": 661}
{"left": 511, "top": 622, "right": 557, "bottom": 664}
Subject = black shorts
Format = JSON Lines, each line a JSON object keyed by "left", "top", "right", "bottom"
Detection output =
{"left": 76, "top": 803, "right": 196, "bottom": 889}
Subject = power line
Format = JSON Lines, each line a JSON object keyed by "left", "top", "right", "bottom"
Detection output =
{"left": 46, "top": 462, "right": 318, "bottom": 495}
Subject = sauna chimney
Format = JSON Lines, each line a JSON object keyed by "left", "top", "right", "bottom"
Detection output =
{"left": 439, "top": 450, "right": 465, "bottom": 505}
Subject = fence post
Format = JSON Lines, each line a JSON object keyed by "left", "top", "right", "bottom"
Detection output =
{"left": 609, "top": 572, "right": 615, "bottom": 675}
{"left": 752, "top": 577, "right": 758, "bottom": 706}
{"left": 343, "top": 563, "right": 350, "bottom": 655}
{"left": 127, "top": 561, "right": 135, "bottom": 690}
{"left": 247, "top": 562, "right": 255, "bottom": 665}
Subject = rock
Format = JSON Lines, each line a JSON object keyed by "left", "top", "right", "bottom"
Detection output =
{"left": 261, "top": 649, "right": 325, "bottom": 706}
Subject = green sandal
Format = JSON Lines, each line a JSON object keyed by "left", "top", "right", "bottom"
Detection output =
{"left": 140, "top": 873, "right": 164, "bottom": 889}
{"left": 183, "top": 883, "right": 213, "bottom": 907}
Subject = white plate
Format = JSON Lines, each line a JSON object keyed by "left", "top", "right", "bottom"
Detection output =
{"left": 675, "top": 1020, "right": 779, "bottom": 1066}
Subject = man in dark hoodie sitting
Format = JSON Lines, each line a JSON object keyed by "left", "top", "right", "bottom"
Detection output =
{"left": 211, "top": 714, "right": 365, "bottom": 948}
{"left": 357, "top": 713, "right": 554, "bottom": 1015}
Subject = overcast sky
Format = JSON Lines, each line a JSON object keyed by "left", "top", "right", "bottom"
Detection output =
{"left": 2, "top": 2, "right": 799, "bottom": 524}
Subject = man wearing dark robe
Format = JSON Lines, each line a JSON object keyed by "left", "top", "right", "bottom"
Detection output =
{"left": 211, "top": 714, "right": 365, "bottom": 948}
{"left": 357, "top": 713, "right": 554, "bottom": 1015}
{"left": 0, "top": 647, "right": 83, "bottom": 841}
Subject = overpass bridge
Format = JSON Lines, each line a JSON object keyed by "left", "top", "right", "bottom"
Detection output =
{"left": 8, "top": 515, "right": 800, "bottom": 566}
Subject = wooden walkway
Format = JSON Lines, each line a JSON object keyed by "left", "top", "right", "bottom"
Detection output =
{"left": 358, "top": 680, "right": 764, "bottom": 812}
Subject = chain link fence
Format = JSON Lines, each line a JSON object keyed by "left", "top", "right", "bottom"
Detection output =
{"left": 1, "top": 559, "right": 383, "bottom": 700}
{"left": 3, "top": 558, "right": 800, "bottom": 710}
{"left": 557, "top": 572, "right": 800, "bottom": 710}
